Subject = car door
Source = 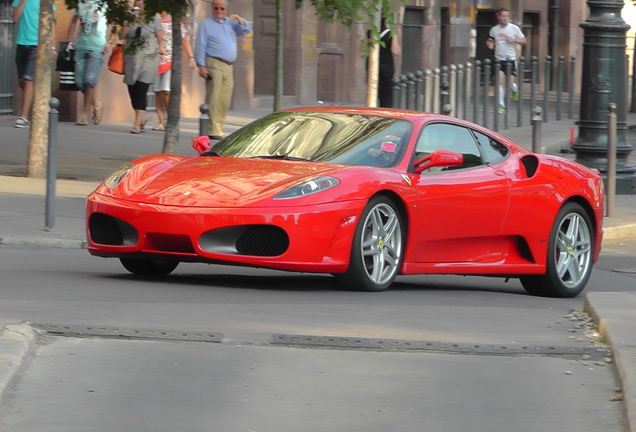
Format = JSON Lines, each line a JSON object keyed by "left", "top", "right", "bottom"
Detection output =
{"left": 411, "top": 123, "right": 510, "bottom": 263}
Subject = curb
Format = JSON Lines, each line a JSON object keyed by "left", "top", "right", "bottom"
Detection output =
{"left": 585, "top": 293, "right": 636, "bottom": 432}
{"left": 0, "top": 323, "right": 41, "bottom": 405}
{"left": 0, "top": 236, "right": 87, "bottom": 249}
{"left": 603, "top": 224, "right": 636, "bottom": 245}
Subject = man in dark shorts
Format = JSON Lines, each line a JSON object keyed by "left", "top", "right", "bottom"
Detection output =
{"left": 12, "top": 0, "right": 56, "bottom": 128}
{"left": 486, "top": 8, "right": 526, "bottom": 114}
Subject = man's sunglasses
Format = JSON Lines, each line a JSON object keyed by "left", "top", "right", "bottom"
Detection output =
{"left": 213, "top": 6, "right": 226, "bottom": 10}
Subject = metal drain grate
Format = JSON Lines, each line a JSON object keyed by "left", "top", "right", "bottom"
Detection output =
{"left": 31, "top": 323, "right": 223, "bottom": 343}
{"left": 271, "top": 334, "right": 611, "bottom": 359}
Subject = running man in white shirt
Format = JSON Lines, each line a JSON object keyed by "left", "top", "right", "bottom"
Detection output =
{"left": 486, "top": 8, "right": 526, "bottom": 114}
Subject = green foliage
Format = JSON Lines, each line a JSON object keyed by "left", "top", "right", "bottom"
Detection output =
{"left": 63, "top": 0, "right": 191, "bottom": 26}
{"left": 293, "top": 0, "right": 405, "bottom": 54}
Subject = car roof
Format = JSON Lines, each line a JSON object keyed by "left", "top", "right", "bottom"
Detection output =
{"left": 281, "top": 106, "right": 442, "bottom": 121}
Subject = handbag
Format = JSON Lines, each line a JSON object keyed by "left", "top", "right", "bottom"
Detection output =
{"left": 108, "top": 43, "right": 125, "bottom": 75}
{"left": 56, "top": 41, "right": 78, "bottom": 91}
{"left": 157, "top": 60, "right": 171, "bottom": 75}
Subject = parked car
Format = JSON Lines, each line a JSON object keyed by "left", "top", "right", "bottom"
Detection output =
{"left": 86, "top": 107, "right": 604, "bottom": 297}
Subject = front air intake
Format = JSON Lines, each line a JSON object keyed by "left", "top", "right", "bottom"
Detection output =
{"left": 235, "top": 226, "right": 289, "bottom": 256}
{"left": 89, "top": 213, "right": 138, "bottom": 246}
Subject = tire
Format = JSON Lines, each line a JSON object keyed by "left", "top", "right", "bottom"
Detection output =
{"left": 120, "top": 258, "right": 179, "bottom": 276}
{"left": 520, "top": 203, "right": 594, "bottom": 298}
{"left": 336, "top": 196, "right": 405, "bottom": 292}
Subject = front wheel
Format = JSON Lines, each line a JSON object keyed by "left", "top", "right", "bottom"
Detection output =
{"left": 520, "top": 203, "right": 594, "bottom": 298}
{"left": 336, "top": 196, "right": 405, "bottom": 292}
{"left": 120, "top": 258, "right": 179, "bottom": 276}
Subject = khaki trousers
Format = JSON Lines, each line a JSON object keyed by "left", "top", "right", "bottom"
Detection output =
{"left": 205, "top": 57, "right": 234, "bottom": 136}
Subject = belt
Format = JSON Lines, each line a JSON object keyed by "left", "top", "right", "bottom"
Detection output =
{"left": 211, "top": 56, "right": 233, "bottom": 66}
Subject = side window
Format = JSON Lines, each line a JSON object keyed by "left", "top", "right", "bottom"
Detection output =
{"left": 415, "top": 123, "right": 483, "bottom": 170}
{"left": 473, "top": 130, "right": 510, "bottom": 165}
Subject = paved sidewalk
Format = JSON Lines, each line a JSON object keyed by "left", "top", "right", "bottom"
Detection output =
{"left": 1, "top": 105, "right": 635, "bottom": 429}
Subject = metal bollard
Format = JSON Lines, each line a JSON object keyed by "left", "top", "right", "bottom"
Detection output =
{"left": 391, "top": 77, "right": 401, "bottom": 108}
{"left": 493, "top": 59, "right": 501, "bottom": 132}
{"left": 415, "top": 70, "right": 424, "bottom": 112}
{"left": 517, "top": 56, "right": 525, "bottom": 127}
{"left": 483, "top": 59, "right": 491, "bottom": 128}
{"left": 424, "top": 69, "right": 433, "bottom": 112}
{"left": 473, "top": 60, "right": 481, "bottom": 124}
{"left": 440, "top": 82, "right": 451, "bottom": 114}
{"left": 407, "top": 73, "right": 416, "bottom": 110}
{"left": 456, "top": 64, "right": 464, "bottom": 119}
{"left": 556, "top": 56, "right": 564, "bottom": 121}
{"left": 433, "top": 68, "right": 441, "bottom": 113}
{"left": 568, "top": 55, "right": 576, "bottom": 119}
{"left": 607, "top": 103, "right": 617, "bottom": 217}
{"left": 543, "top": 56, "right": 552, "bottom": 123}
{"left": 199, "top": 104, "right": 210, "bottom": 137}
{"left": 400, "top": 75, "right": 408, "bottom": 109}
{"left": 504, "top": 58, "right": 512, "bottom": 129}
{"left": 532, "top": 106, "right": 543, "bottom": 154}
{"left": 464, "top": 62, "right": 472, "bottom": 121}
{"left": 45, "top": 98, "right": 60, "bottom": 232}
{"left": 530, "top": 56, "right": 538, "bottom": 125}
{"left": 449, "top": 64, "right": 457, "bottom": 117}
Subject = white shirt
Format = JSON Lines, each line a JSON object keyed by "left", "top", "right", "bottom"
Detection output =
{"left": 489, "top": 23, "right": 524, "bottom": 61}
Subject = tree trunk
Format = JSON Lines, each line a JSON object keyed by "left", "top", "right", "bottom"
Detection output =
{"left": 273, "top": 0, "right": 283, "bottom": 112}
{"left": 365, "top": 11, "right": 381, "bottom": 107}
{"left": 27, "top": 0, "right": 54, "bottom": 178}
{"left": 163, "top": 18, "right": 182, "bottom": 154}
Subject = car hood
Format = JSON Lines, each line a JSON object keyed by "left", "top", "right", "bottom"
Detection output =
{"left": 108, "top": 156, "right": 346, "bottom": 207}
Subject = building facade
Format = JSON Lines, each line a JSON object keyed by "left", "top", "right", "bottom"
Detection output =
{"left": 0, "top": 0, "right": 630, "bottom": 123}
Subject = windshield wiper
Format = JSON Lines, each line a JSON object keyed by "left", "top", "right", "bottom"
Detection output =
{"left": 250, "top": 154, "right": 312, "bottom": 162}
{"left": 201, "top": 151, "right": 224, "bottom": 156}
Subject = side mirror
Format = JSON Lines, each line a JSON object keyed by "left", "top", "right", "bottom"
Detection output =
{"left": 192, "top": 135, "right": 211, "bottom": 153}
{"left": 414, "top": 149, "right": 463, "bottom": 173}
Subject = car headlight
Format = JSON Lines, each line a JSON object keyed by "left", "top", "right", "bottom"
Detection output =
{"left": 104, "top": 164, "right": 134, "bottom": 189}
{"left": 274, "top": 176, "right": 340, "bottom": 200}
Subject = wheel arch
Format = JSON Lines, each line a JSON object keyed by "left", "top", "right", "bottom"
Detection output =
{"left": 561, "top": 195, "right": 598, "bottom": 237}
{"left": 370, "top": 190, "right": 409, "bottom": 227}
{"left": 369, "top": 190, "right": 410, "bottom": 262}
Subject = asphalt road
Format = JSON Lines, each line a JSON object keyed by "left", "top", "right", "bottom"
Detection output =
{"left": 0, "top": 243, "right": 634, "bottom": 431}
{"left": 0, "top": 336, "right": 625, "bottom": 432}
{"left": 0, "top": 243, "right": 635, "bottom": 344}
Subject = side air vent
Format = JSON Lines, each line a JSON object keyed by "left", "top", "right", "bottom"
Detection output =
{"left": 520, "top": 155, "right": 539, "bottom": 178}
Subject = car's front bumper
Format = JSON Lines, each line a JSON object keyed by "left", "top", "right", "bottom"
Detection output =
{"left": 86, "top": 193, "right": 365, "bottom": 273}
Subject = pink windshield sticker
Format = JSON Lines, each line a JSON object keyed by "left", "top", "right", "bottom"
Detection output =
{"left": 380, "top": 141, "right": 397, "bottom": 152}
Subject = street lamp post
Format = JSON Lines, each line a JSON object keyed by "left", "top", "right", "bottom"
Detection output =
{"left": 574, "top": 0, "right": 636, "bottom": 194}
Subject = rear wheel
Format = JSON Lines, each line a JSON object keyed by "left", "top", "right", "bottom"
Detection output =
{"left": 120, "top": 258, "right": 179, "bottom": 276}
{"left": 520, "top": 203, "right": 594, "bottom": 298}
{"left": 336, "top": 196, "right": 404, "bottom": 292}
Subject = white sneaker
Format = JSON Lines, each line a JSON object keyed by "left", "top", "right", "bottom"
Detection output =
{"left": 15, "top": 117, "right": 29, "bottom": 128}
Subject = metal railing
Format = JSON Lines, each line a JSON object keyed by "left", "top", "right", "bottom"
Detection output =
{"left": 391, "top": 55, "right": 580, "bottom": 132}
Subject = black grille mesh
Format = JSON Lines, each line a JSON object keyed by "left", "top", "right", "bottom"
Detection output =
{"left": 235, "top": 226, "right": 289, "bottom": 256}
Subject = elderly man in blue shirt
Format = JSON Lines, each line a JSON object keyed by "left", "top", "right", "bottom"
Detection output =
{"left": 195, "top": 0, "right": 251, "bottom": 140}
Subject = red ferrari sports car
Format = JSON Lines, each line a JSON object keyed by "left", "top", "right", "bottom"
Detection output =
{"left": 86, "top": 107, "right": 604, "bottom": 297}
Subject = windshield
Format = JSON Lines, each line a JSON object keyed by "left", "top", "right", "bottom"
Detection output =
{"left": 206, "top": 112, "right": 412, "bottom": 167}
